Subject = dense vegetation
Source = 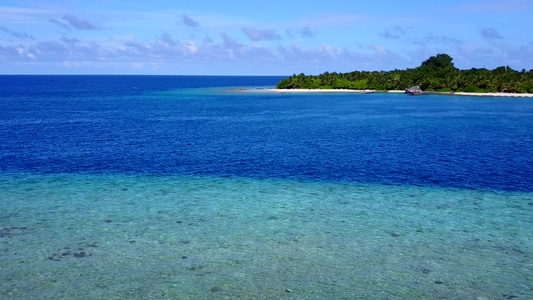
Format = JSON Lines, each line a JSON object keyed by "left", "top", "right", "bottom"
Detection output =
{"left": 276, "top": 54, "right": 533, "bottom": 93}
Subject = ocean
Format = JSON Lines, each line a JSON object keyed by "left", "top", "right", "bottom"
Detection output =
{"left": 1, "top": 75, "right": 532, "bottom": 299}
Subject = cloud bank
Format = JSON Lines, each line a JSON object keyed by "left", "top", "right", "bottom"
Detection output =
{"left": 0, "top": 1, "right": 531, "bottom": 74}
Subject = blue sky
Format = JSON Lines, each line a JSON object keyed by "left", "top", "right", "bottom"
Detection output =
{"left": 0, "top": 0, "right": 531, "bottom": 75}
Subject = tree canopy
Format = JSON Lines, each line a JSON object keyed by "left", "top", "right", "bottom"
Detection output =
{"left": 276, "top": 54, "right": 533, "bottom": 93}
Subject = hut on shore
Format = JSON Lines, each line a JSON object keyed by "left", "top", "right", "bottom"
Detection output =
{"left": 405, "top": 86, "right": 422, "bottom": 95}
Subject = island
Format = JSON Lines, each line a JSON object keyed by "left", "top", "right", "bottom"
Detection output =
{"left": 275, "top": 54, "right": 533, "bottom": 95}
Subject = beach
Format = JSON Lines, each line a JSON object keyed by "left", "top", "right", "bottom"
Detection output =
{"left": 453, "top": 91, "right": 533, "bottom": 97}
{"left": 238, "top": 88, "right": 533, "bottom": 97}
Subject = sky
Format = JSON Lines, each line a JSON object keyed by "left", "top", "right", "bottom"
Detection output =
{"left": 0, "top": 0, "right": 532, "bottom": 75}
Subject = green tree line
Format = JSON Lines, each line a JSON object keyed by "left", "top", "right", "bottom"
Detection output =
{"left": 276, "top": 54, "right": 533, "bottom": 93}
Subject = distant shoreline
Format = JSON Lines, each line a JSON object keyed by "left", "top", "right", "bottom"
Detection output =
{"left": 235, "top": 88, "right": 533, "bottom": 98}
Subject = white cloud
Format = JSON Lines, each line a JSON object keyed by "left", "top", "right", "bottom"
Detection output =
{"left": 481, "top": 28, "right": 503, "bottom": 39}
{"left": 131, "top": 62, "right": 143, "bottom": 69}
{"left": 381, "top": 26, "right": 405, "bottom": 39}
{"left": 370, "top": 44, "right": 386, "bottom": 55}
{"left": 184, "top": 41, "right": 198, "bottom": 54}
{"left": 180, "top": 14, "right": 199, "bottom": 27}
{"left": 300, "top": 27, "right": 313, "bottom": 38}
{"left": 318, "top": 44, "right": 337, "bottom": 57}
{"left": 1, "top": 12, "right": 531, "bottom": 75}
{"left": 49, "top": 19, "right": 70, "bottom": 30}
{"left": 241, "top": 27, "right": 281, "bottom": 41}
{"left": 158, "top": 33, "right": 177, "bottom": 46}
{"left": 220, "top": 33, "right": 242, "bottom": 49}
{"left": 412, "top": 33, "right": 463, "bottom": 46}
{"left": 62, "top": 14, "right": 96, "bottom": 30}
{"left": 0, "top": 26, "right": 36, "bottom": 39}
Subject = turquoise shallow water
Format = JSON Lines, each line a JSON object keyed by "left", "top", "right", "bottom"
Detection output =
{"left": 1, "top": 174, "right": 531, "bottom": 299}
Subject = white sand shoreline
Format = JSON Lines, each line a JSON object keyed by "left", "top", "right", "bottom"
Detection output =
{"left": 237, "top": 88, "right": 533, "bottom": 98}
{"left": 266, "top": 88, "right": 384, "bottom": 93}
{"left": 452, "top": 92, "right": 533, "bottom": 97}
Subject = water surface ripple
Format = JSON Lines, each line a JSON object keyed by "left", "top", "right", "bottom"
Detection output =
{"left": 1, "top": 76, "right": 532, "bottom": 192}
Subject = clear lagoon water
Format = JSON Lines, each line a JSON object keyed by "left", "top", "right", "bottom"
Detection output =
{"left": 0, "top": 75, "right": 532, "bottom": 299}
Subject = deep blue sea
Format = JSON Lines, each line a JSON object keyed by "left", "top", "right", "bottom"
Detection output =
{"left": 1, "top": 75, "right": 532, "bottom": 299}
